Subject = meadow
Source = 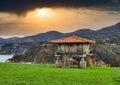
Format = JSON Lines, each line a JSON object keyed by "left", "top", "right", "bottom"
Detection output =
{"left": 0, "top": 63, "right": 120, "bottom": 85}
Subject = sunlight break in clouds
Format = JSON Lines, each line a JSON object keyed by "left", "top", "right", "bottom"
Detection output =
{"left": 0, "top": 7, "right": 120, "bottom": 38}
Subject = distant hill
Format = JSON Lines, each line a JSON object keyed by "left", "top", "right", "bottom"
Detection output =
{"left": 65, "top": 29, "right": 94, "bottom": 37}
{"left": 0, "top": 22, "right": 120, "bottom": 43}
{"left": 0, "top": 38, "right": 4, "bottom": 42}
{"left": 97, "top": 23, "right": 120, "bottom": 36}
{"left": 0, "top": 31, "right": 64, "bottom": 43}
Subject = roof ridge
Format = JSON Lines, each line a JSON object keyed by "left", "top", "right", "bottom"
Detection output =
{"left": 51, "top": 35, "right": 95, "bottom": 43}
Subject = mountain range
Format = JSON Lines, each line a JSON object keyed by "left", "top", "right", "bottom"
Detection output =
{"left": 0, "top": 22, "right": 120, "bottom": 43}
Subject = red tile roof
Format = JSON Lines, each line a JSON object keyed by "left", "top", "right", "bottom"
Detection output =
{"left": 51, "top": 35, "right": 95, "bottom": 44}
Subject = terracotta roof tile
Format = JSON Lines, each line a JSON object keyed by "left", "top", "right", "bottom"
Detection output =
{"left": 51, "top": 35, "right": 95, "bottom": 44}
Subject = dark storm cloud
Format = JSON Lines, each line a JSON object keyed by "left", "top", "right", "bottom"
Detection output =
{"left": 0, "top": 0, "right": 120, "bottom": 15}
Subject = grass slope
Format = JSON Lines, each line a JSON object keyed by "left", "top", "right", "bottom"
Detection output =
{"left": 0, "top": 63, "right": 120, "bottom": 85}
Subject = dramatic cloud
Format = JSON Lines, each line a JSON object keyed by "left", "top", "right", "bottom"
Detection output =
{"left": 0, "top": 0, "right": 120, "bottom": 38}
{"left": 0, "top": 0, "right": 120, "bottom": 15}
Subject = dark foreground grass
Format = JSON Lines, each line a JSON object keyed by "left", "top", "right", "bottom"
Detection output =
{"left": 0, "top": 63, "right": 120, "bottom": 85}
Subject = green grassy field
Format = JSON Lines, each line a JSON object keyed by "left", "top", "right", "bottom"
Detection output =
{"left": 0, "top": 63, "right": 120, "bottom": 85}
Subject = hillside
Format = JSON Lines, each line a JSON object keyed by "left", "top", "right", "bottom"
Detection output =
{"left": 8, "top": 43, "right": 55, "bottom": 63}
{"left": 0, "top": 31, "right": 64, "bottom": 43}
{"left": 0, "top": 38, "right": 5, "bottom": 42}
{"left": 0, "top": 42, "right": 37, "bottom": 55}
{"left": 0, "top": 22, "right": 120, "bottom": 43}
{"left": 97, "top": 23, "right": 120, "bottom": 37}
{"left": 8, "top": 42, "right": 120, "bottom": 66}
{"left": 0, "top": 23, "right": 120, "bottom": 66}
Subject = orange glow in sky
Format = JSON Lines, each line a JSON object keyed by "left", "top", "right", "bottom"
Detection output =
{"left": 24, "top": 8, "right": 92, "bottom": 33}
{"left": 0, "top": 7, "right": 120, "bottom": 38}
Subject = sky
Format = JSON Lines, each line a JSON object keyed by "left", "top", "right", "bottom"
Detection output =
{"left": 0, "top": 0, "right": 120, "bottom": 38}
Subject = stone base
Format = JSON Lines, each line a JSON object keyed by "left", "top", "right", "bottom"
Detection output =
{"left": 80, "top": 58, "right": 86, "bottom": 68}
{"left": 55, "top": 59, "right": 62, "bottom": 67}
{"left": 87, "top": 59, "right": 93, "bottom": 66}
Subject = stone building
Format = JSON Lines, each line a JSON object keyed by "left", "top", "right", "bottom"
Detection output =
{"left": 51, "top": 35, "right": 95, "bottom": 68}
